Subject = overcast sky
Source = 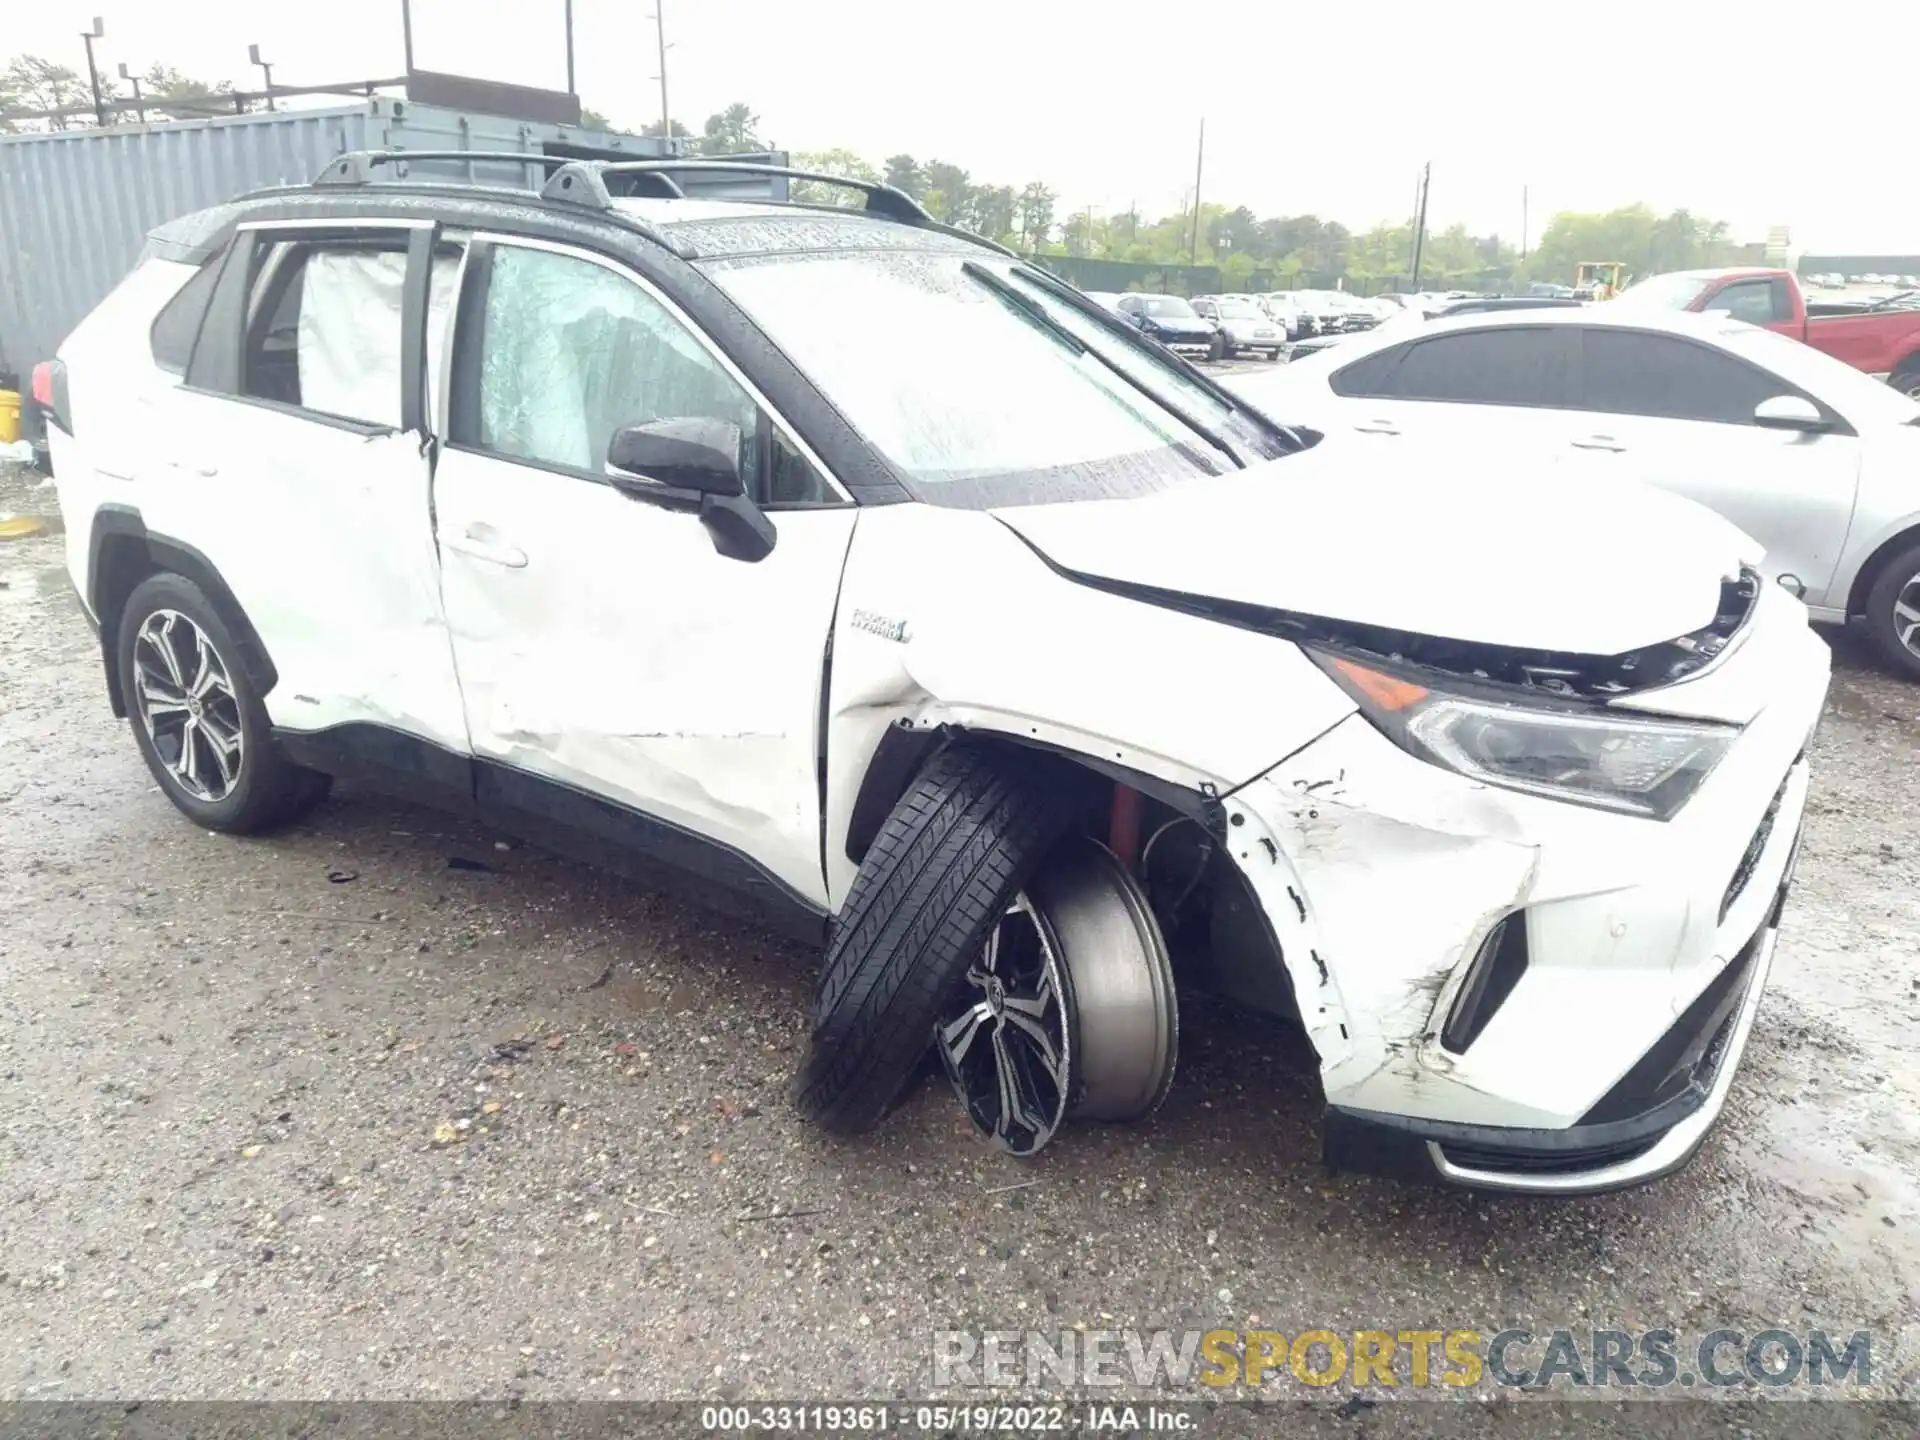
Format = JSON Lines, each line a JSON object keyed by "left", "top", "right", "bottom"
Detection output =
{"left": 11, "top": 0, "right": 1911, "bottom": 254}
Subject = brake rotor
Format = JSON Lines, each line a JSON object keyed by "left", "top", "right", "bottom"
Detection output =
{"left": 936, "top": 837, "right": 1177, "bottom": 1155}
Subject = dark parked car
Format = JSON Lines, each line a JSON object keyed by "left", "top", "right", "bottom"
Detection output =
{"left": 1114, "top": 293, "right": 1219, "bottom": 357}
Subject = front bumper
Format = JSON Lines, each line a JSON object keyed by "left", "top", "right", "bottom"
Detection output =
{"left": 1148, "top": 329, "right": 1215, "bottom": 353}
{"left": 1224, "top": 329, "right": 1283, "bottom": 350}
{"left": 1227, "top": 584, "right": 1829, "bottom": 1194}
{"left": 1323, "top": 864, "right": 1789, "bottom": 1194}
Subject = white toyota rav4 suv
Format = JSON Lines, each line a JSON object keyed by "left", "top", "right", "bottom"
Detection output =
{"left": 43, "top": 154, "right": 1828, "bottom": 1193}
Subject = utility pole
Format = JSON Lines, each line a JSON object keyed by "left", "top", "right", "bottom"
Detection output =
{"left": 1521, "top": 183, "right": 1529, "bottom": 259}
{"left": 564, "top": 0, "right": 576, "bottom": 94}
{"left": 652, "top": 1, "right": 672, "bottom": 144}
{"left": 80, "top": 17, "right": 106, "bottom": 128}
{"left": 400, "top": 0, "right": 416, "bottom": 73}
{"left": 1187, "top": 118, "right": 1206, "bottom": 264}
{"left": 117, "top": 62, "right": 147, "bottom": 124}
{"left": 249, "top": 45, "right": 276, "bottom": 111}
{"left": 1410, "top": 161, "right": 1432, "bottom": 289}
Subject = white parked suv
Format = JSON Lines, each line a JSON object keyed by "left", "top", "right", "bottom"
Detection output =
{"left": 43, "top": 154, "right": 1828, "bottom": 1192}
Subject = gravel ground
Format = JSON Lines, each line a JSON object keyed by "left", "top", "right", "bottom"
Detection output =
{"left": 1, "top": 459, "right": 1916, "bottom": 1423}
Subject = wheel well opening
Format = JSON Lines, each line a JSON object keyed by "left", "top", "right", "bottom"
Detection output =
{"left": 1847, "top": 524, "right": 1920, "bottom": 618}
{"left": 851, "top": 729, "right": 1300, "bottom": 1026}
{"left": 92, "top": 533, "right": 159, "bottom": 717}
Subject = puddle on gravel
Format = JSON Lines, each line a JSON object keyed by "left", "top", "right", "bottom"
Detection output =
{"left": 0, "top": 563, "right": 68, "bottom": 607}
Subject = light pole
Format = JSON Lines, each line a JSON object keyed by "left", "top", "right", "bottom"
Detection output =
{"left": 80, "top": 17, "right": 106, "bottom": 128}
{"left": 1187, "top": 117, "right": 1205, "bottom": 264}
{"left": 564, "top": 0, "right": 576, "bottom": 94}
{"left": 248, "top": 44, "right": 276, "bottom": 111}
{"left": 117, "top": 61, "right": 146, "bottom": 124}
{"left": 650, "top": 1, "right": 673, "bottom": 144}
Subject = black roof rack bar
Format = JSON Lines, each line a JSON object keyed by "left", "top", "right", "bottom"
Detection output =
{"left": 314, "top": 150, "right": 682, "bottom": 195}
{"left": 540, "top": 159, "right": 930, "bottom": 224}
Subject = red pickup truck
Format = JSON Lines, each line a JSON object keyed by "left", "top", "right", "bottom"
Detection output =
{"left": 1614, "top": 267, "right": 1920, "bottom": 397}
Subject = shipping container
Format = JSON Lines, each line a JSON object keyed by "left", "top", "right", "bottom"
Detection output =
{"left": 0, "top": 97, "right": 788, "bottom": 378}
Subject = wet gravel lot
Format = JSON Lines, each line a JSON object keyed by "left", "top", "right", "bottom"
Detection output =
{"left": 1, "top": 459, "right": 1916, "bottom": 1422}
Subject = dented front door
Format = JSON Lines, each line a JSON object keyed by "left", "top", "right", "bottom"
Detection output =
{"left": 431, "top": 236, "right": 856, "bottom": 909}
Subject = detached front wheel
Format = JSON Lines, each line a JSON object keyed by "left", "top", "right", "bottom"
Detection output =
{"left": 793, "top": 745, "right": 1090, "bottom": 1136}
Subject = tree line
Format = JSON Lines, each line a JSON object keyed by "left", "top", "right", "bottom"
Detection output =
{"left": 2, "top": 60, "right": 1748, "bottom": 291}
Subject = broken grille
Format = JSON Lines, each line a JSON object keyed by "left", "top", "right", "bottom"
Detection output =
{"left": 1720, "top": 766, "right": 1793, "bottom": 925}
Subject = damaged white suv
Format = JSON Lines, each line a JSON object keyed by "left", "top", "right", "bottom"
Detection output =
{"left": 45, "top": 154, "right": 1828, "bottom": 1193}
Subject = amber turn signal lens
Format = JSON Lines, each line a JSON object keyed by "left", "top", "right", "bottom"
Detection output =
{"left": 1329, "top": 657, "right": 1430, "bottom": 713}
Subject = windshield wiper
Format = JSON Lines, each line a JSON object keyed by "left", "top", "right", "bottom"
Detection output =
{"left": 959, "top": 260, "right": 1242, "bottom": 468}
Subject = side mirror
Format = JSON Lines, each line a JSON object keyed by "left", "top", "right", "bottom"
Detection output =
{"left": 1752, "top": 395, "right": 1830, "bottom": 433}
{"left": 606, "top": 417, "right": 776, "bottom": 563}
{"left": 608, "top": 417, "right": 745, "bottom": 496}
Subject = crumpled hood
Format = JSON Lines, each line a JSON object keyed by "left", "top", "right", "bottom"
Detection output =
{"left": 993, "top": 443, "right": 1761, "bottom": 656}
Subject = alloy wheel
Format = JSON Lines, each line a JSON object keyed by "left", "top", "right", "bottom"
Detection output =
{"left": 936, "top": 894, "right": 1071, "bottom": 1157}
{"left": 133, "top": 609, "right": 244, "bottom": 802}
{"left": 1895, "top": 574, "right": 1920, "bottom": 660}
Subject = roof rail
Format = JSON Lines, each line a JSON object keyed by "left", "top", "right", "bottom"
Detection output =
{"left": 538, "top": 159, "right": 929, "bottom": 223}
{"left": 307, "top": 151, "right": 1012, "bottom": 257}
{"left": 314, "top": 150, "right": 683, "bottom": 196}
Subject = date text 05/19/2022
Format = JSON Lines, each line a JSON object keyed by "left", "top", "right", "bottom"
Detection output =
{"left": 699, "top": 1403, "right": 1195, "bottom": 1431}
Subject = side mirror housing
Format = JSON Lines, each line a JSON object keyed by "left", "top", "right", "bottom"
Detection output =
{"left": 1752, "top": 395, "right": 1830, "bottom": 433}
{"left": 606, "top": 417, "right": 776, "bottom": 563}
{"left": 607, "top": 417, "right": 746, "bottom": 496}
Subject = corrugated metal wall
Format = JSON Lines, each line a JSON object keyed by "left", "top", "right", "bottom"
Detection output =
{"left": 0, "top": 98, "right": 780, "bottom": 376}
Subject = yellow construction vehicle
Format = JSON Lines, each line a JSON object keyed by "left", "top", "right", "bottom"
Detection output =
{"left": 1575, "top": 262, "right": 1629, "bottom": 301}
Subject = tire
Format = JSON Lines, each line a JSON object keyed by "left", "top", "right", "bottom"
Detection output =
{"left": 793, "top": 744, "right": 1092, "bottom": 1136}
{"left": 116, "top": 572, "right": 331, "bottom": 833}
{"left": 1863, "top": 542, "right": 1920, "bottom": 682}
{"left": 1892, "top": 364, "right": 1920, "bottom": 401}
{"left": 1207, "top": 334, "right": 1226, "bottom": 362}
{"left": 1266, "top": 348, "right": 1282, "bottom": 362}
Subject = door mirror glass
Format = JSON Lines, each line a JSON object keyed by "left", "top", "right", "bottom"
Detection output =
{"left": 607, "top": 417, "right": 746, "bottom": 496}
{"left": 1752, "top": 394, "right": 1829, "bottom": 432}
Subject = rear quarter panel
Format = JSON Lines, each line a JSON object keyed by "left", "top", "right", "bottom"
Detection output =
{"left": 49, "top": 256, "right": 203, "bottom": 599}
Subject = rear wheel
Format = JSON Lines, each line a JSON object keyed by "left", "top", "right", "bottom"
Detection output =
{"left": 1863, "top": 542, "right": 1920, "bottom": 682}
{"left": 1892, "top": 363, "right": 1920, "bottom": 401}
{"left": 116, "top": 573, "right": 330, "bottom": 832}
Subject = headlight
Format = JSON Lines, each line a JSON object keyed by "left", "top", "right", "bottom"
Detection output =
{"left": 1308, "top": 650, "right": 1736, "bottom": 820}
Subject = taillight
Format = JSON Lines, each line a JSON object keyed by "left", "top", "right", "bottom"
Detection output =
{"left": 30, "top": 360, "right": 70, "bottom": 433}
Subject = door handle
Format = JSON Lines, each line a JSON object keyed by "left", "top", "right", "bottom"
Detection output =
{"left": 167, "top": 460, "right": 220, "bottom": 477}
{"left": 445, "top": 529, "right": 528, "bottom": 569}
{"left": 1571, "top": 435, "right": 1626, "bottom": 453}
{"left": 1354, "top": 420, "right": 1400, "bottom": 435}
